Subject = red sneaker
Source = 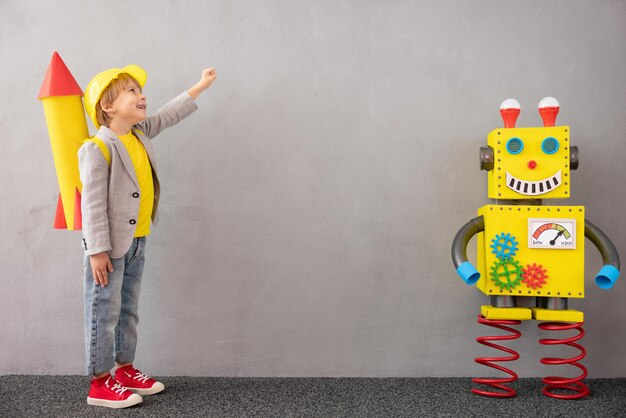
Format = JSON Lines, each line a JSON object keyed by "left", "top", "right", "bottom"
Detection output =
{"left": 115, "top": 365, "right": 165, "bottom": 395}
{"left": 87, "top": 375, "right": 142, "bottom": 409}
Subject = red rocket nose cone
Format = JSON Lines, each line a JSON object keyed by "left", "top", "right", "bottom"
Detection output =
{"left": 38, "top": 51, "right": 83, "bottom": 99}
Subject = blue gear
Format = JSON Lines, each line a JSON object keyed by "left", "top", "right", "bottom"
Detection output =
{"left": 490, "top": 233, "right": 519, "bottom": 259}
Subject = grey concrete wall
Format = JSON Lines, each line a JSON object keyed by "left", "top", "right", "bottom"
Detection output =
{"left": 1, "top": 0, "right": 625, "bottom": 377}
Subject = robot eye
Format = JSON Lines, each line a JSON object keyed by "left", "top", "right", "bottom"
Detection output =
{"left": 506, "top": 137, "right": 524, "bottom": 155}
{"left": 541, "top": 137, "right": 560, "bottom": 154}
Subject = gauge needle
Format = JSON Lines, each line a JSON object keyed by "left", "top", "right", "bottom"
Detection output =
{"left": 550, "top": 230, "right": 565, "bottom": 246}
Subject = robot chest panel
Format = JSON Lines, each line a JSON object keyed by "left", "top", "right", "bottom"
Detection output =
{"left": 476, "top": 204, "right": 585, "bottom": 298}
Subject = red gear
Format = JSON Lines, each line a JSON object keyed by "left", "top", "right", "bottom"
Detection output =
{"left": 521, "top": 263, "right": 548, "bottom": 289}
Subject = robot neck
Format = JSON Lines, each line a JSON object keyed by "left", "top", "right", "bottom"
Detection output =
{"left": 493, "top": 199, "right": 543, "bottom": 206}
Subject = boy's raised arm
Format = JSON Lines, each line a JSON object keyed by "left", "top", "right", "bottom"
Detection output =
{"left": 138, "top": 68, "right": 217, "bottom": 139}
{"left": 188, "top": 68, "right": 217, "bottom": 100}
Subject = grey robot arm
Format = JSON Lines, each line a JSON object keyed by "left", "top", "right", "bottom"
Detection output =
{"left": 585, "top": 219, "right": 620, "bottom": 289}
{"left": 452, "top": 215, "right": 484, "bottom": 285}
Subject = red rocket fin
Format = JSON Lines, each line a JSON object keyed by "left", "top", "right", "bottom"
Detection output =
{"left": 38, "top": 51, "right": 83, "bottom": 99}
{"left": 74, "top": 188, "right": 83, "bottom": 230}
{"left": 54, "top": 193, "right": 68, "bottom": 229}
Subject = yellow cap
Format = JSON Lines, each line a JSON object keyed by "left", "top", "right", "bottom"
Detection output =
{"left": 84, "top": 64, "right": 147, "bottom": 128}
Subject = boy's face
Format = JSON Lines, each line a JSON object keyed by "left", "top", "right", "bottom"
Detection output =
{"left": 105, "top": 80, "right": 147, "bottom": 126}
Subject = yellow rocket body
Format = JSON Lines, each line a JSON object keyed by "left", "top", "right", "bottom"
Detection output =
{"left": 41, "top": 95, "right": 88, "bottom": 229}
{"left": 39, "top": 52, "right": 89, "bottom": 230}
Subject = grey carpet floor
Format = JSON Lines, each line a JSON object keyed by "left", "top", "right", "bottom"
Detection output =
{"left": 1, "top": 376, "right": 625, "bottom": 417}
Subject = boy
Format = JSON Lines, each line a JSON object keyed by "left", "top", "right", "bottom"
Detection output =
{"left": 78, "top": 64, "right": 216, "bottom": 408}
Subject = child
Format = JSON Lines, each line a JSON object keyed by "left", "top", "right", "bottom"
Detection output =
{"left": 78, "top": 64, "right": 216, "bottom": 408}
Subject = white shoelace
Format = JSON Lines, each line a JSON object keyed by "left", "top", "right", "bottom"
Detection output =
{"left": 134, "top": 371, "right": 150, "bottom": 383}
{"left": 106, "top": 378, "right": 128, "bottom": 395}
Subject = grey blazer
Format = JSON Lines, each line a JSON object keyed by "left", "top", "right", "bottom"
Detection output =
{"left": 78, "top": 91, "right": 198, "bottom": 258}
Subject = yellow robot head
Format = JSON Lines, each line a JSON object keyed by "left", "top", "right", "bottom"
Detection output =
{"left": 480, "top": 97, "right": 579, "bottom": 200}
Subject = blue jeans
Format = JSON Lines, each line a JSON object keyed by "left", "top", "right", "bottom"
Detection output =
{"left": 83, "top": 237, "right": 146, "bottom": 376}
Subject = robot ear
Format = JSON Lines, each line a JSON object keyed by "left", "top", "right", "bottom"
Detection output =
{"left": 538, "top": 97, "right": 560, "bottom": 127}
{"left": 480, "top": 146, "right": 494, "bottom": 171}
{"left": 570, "top": 146, "right": 579, "bottom": 170}
{"left": 500, "top": 99, "right": 521, "bottom": 128}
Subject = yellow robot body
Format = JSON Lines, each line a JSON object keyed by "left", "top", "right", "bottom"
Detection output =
{"left": 476, "top": 204, "right": 585, "bottom": 299}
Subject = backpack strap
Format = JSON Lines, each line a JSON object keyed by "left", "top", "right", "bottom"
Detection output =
{"left": 83, "top": 136, "right": 111, "bottom": 166}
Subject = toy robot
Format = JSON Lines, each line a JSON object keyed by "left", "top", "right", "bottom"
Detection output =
{"left": 451, "top": 97, "right": 620, "bottom": 399}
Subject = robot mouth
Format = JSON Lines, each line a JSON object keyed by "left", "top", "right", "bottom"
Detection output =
{"left": 505, "top": 170, "right": 562, "bottom": 195}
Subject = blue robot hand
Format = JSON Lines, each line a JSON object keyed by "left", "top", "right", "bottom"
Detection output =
{"left": 457, "top": 261, "right": 481, "bottom": 285}
{"left": 595, "top": 265, "right": 620, "bottom": 289}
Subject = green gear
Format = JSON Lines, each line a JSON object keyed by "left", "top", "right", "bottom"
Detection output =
{"left": 490, "top": 257, "right": 523, "bottom": 291}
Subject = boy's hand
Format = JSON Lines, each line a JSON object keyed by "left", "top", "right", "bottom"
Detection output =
{"left": 188, "top": 68, "right": 217, "bottom": 100}
{"left": 199, "top": 68, "right": 217, "bottom": 89}
{"left": 90, "top": 252, "right": 113, "bottom": 287}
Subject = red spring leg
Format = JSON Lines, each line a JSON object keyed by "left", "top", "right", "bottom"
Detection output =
{"left": 473, "top": 314, "right": 521, "bottom": 398}
{"left": 538, "top": 321, "right": 589, "bottom": 399}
